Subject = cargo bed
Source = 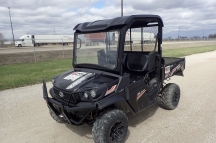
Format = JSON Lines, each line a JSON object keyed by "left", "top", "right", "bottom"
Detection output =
{"left": 162, "top": 57, "right": 185, "bottom": 79}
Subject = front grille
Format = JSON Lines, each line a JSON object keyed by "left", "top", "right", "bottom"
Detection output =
{"left": 53, "top": 88, "right": 79, "bottom": 104}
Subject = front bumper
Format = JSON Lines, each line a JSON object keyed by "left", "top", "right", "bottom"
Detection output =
{"left": 42, "top": 80, "right": 97, "bottom": 125}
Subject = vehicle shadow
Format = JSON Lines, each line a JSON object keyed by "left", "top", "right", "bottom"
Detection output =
{"left": 65, "top": 123, "right": 93, "bottom": 139}
{"left": 65, "top": 123, "right": 131, "bottom": 142}
{"left": 127, "top": 104, "right": 159, "bottom": 127}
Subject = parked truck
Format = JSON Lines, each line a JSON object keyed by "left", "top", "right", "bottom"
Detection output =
{"left": 84, "top": 32, "right": 105, "bottom": 46}
{"left": 15, "top": 35, "right": 74, "bottom": 47}
{"left": 112, "top": 31, "right": 155, "bottom": 45}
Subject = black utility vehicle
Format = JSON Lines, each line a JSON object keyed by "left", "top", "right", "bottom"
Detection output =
{"left": 43, "top": 15, "right": 185, "bottom": 143}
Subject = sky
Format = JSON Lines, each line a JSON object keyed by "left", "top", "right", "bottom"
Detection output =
{"left": 0, "top": 0, "right": 216, "bottom": 39}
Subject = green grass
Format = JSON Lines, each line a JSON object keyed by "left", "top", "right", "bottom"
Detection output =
{"left": 0, "top": 59, "right": 72, "bottom": 90}
{"left": 162, "top": 45, "right": 216, "bottom": 57}
{"left": 0, "top": 45, "right": 216, "bottom": 91}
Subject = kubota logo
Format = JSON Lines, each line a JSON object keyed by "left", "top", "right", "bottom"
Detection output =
{"left": 59, "top": 92, "right": 64, "bottom": 98}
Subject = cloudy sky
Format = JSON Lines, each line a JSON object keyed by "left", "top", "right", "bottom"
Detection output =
{"left": 0, "top": 0, "right": 216, "bottom": 39}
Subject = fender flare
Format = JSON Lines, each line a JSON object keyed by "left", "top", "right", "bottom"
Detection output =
{"left": 96, "top": 94, "right": 135, "bottom": 114}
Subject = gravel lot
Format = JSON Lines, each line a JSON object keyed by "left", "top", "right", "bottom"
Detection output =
{"left": 0, "top": 51, "right": 216, "bottom": 143}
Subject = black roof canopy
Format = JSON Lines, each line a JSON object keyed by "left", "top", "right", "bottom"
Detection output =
{"left": 73, "top": 15, "right": 164, "bottom": 32}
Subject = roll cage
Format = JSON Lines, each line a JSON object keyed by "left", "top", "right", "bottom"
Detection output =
{"left": 73, "top": 15, "right": 164, "bottom": 75}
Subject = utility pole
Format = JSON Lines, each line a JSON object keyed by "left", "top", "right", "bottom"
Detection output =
{"left": 202, "top": 29, "right": 205, "bottom": 40}
{"left": 178, "top": 26, "right": 180, "bottom": 39}
{"left": 54, "top": 27, "right": 56, "bottom": 34}
{"left": 121, "top": 0, "right": 123, "bottom": 16}
{"left": 8, "top": 7, "right": 15, "bottom": 43}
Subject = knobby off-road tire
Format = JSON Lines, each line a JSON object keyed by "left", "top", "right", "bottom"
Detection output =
{"left": 92, "top": 109, "right": 128, "bottom": 143}
{"left": 49, "top": 108, "right": 66, "bottom": 123}
{"left": 160, "top": 83, "right": 180, "bottom": 110}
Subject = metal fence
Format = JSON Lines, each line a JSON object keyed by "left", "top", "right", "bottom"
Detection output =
{"left": 0, "top": 38, "right": 216, "bottom": 66}
{"left": 163, "top": 38, "right": 216, "bottom": 42}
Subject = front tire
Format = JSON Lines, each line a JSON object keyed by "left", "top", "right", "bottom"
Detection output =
{"left": 160, "top": 83, "right": 180, "bottom": 110}
{"left": 92, "top": 109, "right": 128, "bottom": 143}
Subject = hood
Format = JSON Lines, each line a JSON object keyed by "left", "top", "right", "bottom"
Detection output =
{"left": 53, "top": 70, "right": 118, "bottom": 92}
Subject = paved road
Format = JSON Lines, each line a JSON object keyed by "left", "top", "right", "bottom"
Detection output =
{"left": 0, "top": 51, "right": 216, "bottom": 143}
{"left": 1, "top": 41, "right": 216, "bottom": 54}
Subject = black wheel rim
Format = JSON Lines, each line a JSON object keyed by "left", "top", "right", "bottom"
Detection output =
{"left": 173, "top": 91, "right": 180, "bottom": 105}
{"left": 109, "top": 121, "right": 125, "bottom": 142}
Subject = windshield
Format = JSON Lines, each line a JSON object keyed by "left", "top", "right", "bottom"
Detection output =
{"left": 74, "top": 31, "right": 119, "bottom": 69}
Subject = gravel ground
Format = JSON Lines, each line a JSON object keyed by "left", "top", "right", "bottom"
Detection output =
{"left": 0, "top": 51, "right": 216, "bottom": 143}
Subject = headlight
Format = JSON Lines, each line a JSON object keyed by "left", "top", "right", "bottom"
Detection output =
{"left": 80, "top": 89, "right": 102, "bottom": 101}
{"left": 90, "top": 90, "right": 96, "bottom": 98}
{"left": 79, "top": 84, "right": 114, "bottom": 101}
{"left": 80, "top": 92, "right": 89, "bottom": 101}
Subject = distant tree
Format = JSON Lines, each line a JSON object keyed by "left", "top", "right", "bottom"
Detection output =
{"left": 193, "top": 36, "right": 201, "bottom": 39}
{"left": 0, "top": 33, "right": 6, "bottom": 47}
{"left": 208, "top": 33, "right": 216, "bottom": 38}
{"left": 179, "top": 36, "right": 188, "bottom": 39}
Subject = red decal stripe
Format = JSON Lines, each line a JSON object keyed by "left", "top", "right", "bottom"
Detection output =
{"left": 136, "top": 89, "right": 146, "bottom": 101}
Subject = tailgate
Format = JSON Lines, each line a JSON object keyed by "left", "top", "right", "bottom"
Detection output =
{"left": 162, "top": 57, "right": 185, "bottom": 79}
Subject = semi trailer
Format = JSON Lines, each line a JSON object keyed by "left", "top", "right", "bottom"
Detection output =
{"left": 84, "top": 32, "right": 155, "bottom": 46}
{"left": 84, "top": 32, "right": 105, "bottom": 46}
{"left": 112, "top": 31, "right": 155, "bottom": 45}
{"left": 15, "top": 35, "right": 74, "bottom": 47}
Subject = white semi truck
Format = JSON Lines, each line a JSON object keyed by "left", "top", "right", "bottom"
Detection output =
{"left": 112, "top": 31, "right": 155, "bottom": 44}
{"left": 15, "top": 35, "right": 74, "bottom": 47}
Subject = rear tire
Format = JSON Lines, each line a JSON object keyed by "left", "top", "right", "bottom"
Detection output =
{"left": 49, "top": 108, "right": 66, "bottom": 123}
{"left": 92, "top": 109, "right": 128, "bottom": 143}
{"left": 160, "top": 83, "right": 180, "bottom": 110}
{"left": 18, "top": 44, "right": 22, "bottom": 47}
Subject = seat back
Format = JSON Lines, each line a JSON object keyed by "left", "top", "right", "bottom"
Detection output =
{"left": 127, "top": 54, "right": 148, "bottom": 72}
{"left": 124, "top": 50, "right": 157, "bottom": 72}
{"left": 97, "top": 49, "right": 107, "bottom": 66}
{"left": 147, "top": 50, "right": 156, "bottom": 71}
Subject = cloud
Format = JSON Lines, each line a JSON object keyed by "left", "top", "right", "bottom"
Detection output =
{"left": 0, "top": 0, "right": 215, "bottom": 39}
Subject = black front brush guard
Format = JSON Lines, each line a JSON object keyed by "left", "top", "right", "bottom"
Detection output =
{"left": 42, "top": 79, "right": 97, "bottom": 125}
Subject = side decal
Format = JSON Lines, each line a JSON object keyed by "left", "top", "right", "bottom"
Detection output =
{"left": 165, "top": 64, "right": 182, "bottom": 78}
{"left": 136, "top": 89, "right": 147, "bottom": 101}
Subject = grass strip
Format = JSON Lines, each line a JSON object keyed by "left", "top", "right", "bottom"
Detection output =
{"left": 162, "top": 45, "right": 216, "bottom": 57}
{"left": 0, "top": 58, "right": 72, "bottom": 90}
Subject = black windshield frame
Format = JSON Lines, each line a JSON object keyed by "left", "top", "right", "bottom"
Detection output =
{"left": 73, "top": 30, "right": 122, "bottom": 75}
